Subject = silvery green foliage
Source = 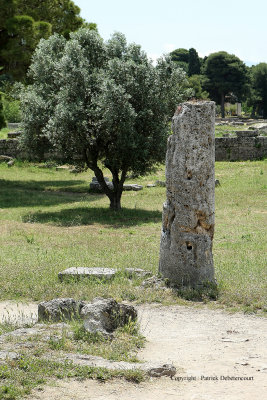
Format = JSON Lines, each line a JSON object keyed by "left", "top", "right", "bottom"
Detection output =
{"left": 20, "top": 29, "right": 191, "bottom": 208}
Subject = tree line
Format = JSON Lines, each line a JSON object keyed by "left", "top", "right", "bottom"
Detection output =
{"left": 170, "top": 47, "right": 267, "bottom": 118}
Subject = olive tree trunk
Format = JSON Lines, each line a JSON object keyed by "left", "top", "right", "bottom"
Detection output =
{"left": 92, "top": 165, "right": 126, "bottom": 211}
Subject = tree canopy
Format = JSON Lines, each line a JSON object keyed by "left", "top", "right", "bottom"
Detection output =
{"left": 250, "top": 63, "right": 267, "bottom": 118}
{"left": 20, "top": 29, "right": 191, "bottom": 209}
{"left": 188, "top": 48, "right": 201, "bottom": 76}
{"left": 170, "top": 48, "right": 189, "bottom": 73}
{"left": 203, "top": 51, "right": 249, "bottom": 117}
{"left": 0, "top": 0, "right": 96, "bottom": 82}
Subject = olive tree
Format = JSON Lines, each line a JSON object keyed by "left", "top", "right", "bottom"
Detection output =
{"left": 20, "top": 29, "right": 191, "bottom": 209}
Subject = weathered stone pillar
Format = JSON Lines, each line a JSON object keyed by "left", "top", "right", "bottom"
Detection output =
{"left": 159, "top": 101, "right": 216, "bottom": 287}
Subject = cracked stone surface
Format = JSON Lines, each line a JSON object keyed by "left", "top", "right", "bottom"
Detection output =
{"left": 159, "top": 101, "right": 216, "bottom": 287}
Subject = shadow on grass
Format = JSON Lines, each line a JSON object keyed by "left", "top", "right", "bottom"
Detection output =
{"left": 0, "top": 179, "right": 104, "bottom": 208}
{"left": 22, "top": 207, "right": 162, "bottom": 227}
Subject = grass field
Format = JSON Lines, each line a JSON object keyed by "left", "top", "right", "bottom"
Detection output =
{"left": 0, "top": 160, "right": 266, "bottom": 313}
{"left": 0, "top": 159, "right": 266, "bottom": 399}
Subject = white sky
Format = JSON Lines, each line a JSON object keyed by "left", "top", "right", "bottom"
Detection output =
{"left": 75, "top": 0, "right": 267, "bottom": 66}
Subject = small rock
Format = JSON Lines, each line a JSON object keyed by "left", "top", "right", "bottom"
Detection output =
{"left": 80, "top": 298, "right": 137, "bottom": 336}
{"left": 7, "top": 160, "right": 14, "bottom": 167}
{"left": 0, "top": 351, "right": 19, "bottom": 360}
{"left": 56, "top": 165, "right": 71, "bottom": 171}
{"left": 38, "top": 298, "right": 84, "bottom": 322}
{"left": 142, "top": 276, "right": 167, "bottom": 289}
{"left": 125, "top": 268, "right": 153, "bottom": 278}
{"left": 147, "top": 184, "right": 156, "bottom": 188}
{"left": 155, "top": 180, "right": 166, "bottom": 187}
{"left": 0, "top": 155, "right": 13, "bottom": 163}
{"left": 147, "top": 364, "right": 176, "bottom": 378}
{"left": 123, "top": 184, "right": 143, "bottom": 191}
{"left": 90, "top": 181, "right": 113, "bottom": 191}
{"left": 58, "top": 267, "right": 116, "bottom": 282}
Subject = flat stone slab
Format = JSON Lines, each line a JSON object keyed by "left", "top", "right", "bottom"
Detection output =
{"left": 123, "top": 184, "right": 143, "bottom": 191}
{"left": 58, "top": 267, "right": 116, "bottom": 282}
{"left": 60, "top": 353, "right": 176, "bottom": 377}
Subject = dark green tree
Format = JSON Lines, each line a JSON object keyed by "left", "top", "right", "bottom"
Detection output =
{"left": 0, "top": 0, "right": 96, "bottom": 81}
{"left": 15, "top": 0, "right": 86, "bottom": 37}
{"left": 0, "top": 92, "right": 6, "bottom": 129}
{"left": 203, "top": 51, "right": 249, "bottom": 118}
{"left": 1, "top": 15, "right": 52, "bottom": 81}
{"left": 170, "top": 48, "right": 189, "bottom": 73}
{"left": 188, "top": 48, "right": 201, "bottom": 76}
{"left": 250, "top": 63, "right": 267, "bottom": 118}
{"left": 20, "top": 30, "right": 191, "bottom": 210}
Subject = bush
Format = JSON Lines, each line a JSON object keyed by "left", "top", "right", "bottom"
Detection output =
{"left": 0, "top": 93, "right": 6, "bottom": 129}
{"left": 2, "top": 97, "right": 21, "bottom": 122}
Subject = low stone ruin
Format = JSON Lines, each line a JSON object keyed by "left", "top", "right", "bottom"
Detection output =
{"left": 38, "top": 297, "right": 137, "bottom": 337}
{"left": 159, "top": 101, "right": 216, "bottom": 287}
{"left": 7, "top": 131, "right": 22, "bottom": 139}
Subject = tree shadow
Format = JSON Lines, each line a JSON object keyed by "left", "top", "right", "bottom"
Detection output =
{"left": 22, "top": 207, "right": 162, "bottom": 227}
{"left": 0, "top": 179, "right": 104, "bottom": 208}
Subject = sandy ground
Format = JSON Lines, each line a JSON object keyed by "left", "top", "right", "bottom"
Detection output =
{"left": 0, "top": 301, "right": 38, "bottom": 325}
{"left": 1, "top": 302, "right": 266, "bottom": 400}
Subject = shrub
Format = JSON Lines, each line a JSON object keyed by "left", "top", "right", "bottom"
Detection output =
{"left": 0, "top": 93, "right": 6, "bottom": 129}
{"left": 3, "top": 97, "right": 21, "bottom": 122}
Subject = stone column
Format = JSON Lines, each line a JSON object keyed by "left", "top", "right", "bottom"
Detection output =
{"left": 159, "top": 101, "right": 216, "bottom": 287}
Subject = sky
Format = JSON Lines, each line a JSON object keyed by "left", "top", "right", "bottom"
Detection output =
{"left": 75, "top": 0, "right": 267, "bottom": 66}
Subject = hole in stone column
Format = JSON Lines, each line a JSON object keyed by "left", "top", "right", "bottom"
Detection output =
{"left": 187, "top": 171, "right": 192, "bottom": 180}
{"left": 186, "top": 242, "right": 193, "bottom": 250}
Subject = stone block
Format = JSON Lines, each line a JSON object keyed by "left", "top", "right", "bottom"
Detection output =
{"left": 80, "top": 298, "right": 137, "bottom": 335}
{"left": 58, "top": 267, "right": 116, "bottom": 282}
{"left": 38, "top": 298, "right": 84, "bottom": 322}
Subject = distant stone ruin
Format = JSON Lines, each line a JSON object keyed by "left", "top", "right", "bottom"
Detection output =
{"left": 159, "top": 101, "right": 216, "bottom": 287}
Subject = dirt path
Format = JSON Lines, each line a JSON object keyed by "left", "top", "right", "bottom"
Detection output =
{"left": 25, "top": 304, "right": 267, "bottom": 400}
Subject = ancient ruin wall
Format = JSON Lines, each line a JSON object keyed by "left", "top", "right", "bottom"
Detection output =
{"left": 159, "top": 101, "right": 216, "bottom": 287}
{"left": 1, "top": 137, "right": 266, "bottom": 161}
{"left": 215, "top": 136, "right": 267, "bottom": 161}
